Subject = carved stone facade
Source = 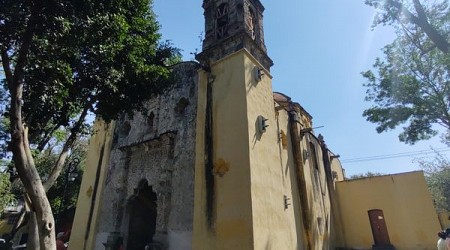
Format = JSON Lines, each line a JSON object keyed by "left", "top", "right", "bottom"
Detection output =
{"left": 93, "top": 62, "right": 200, "bottom": 249}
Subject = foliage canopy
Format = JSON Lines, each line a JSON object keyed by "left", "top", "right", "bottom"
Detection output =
{"left": 0, "top": 172, "right": 15, "bottom": 216}
{"left": 363, "top": 0, "right": 450, "bottom": 144}
{"left": 416, "top": 152, "right": 450, "bottom": 211}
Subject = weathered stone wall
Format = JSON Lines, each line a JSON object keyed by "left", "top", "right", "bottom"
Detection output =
{"left": 94, "top": 62, "right": 200, "bottom": 250}
{"left": 198, "top": 0, "right": 273, "bottom": 70}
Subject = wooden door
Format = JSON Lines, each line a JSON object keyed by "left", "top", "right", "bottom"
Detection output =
{"left": 368, "top": 209, "right": 391, "bottom": 246}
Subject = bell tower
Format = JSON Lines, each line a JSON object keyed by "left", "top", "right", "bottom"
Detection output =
{"left": 193, "top": 1, "right": 282, "bottom": 249}
{"left": 197, "top": 0, "right": 273, "bottom": 70}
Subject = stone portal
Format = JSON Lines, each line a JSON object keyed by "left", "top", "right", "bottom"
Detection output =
{"left": 126, "top": 180, "right": 157, "bottom": 249}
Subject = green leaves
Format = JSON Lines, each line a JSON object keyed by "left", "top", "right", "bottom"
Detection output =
{"left": 1, "top": 0, "right": 180, "bottom": 147}
{"left": 349, "top": 171, "right": 384, "bottom": 179}
{"left": 0, "top": 0, "right": 181, "bottom": 232}
{"left": 363, "top": 0, "right": 450, "bottom": 144}
{"left": 0, "top": 172, "right": 15, "bottom": 216}
{"left": 416, "top": 152, "right": 450, "bottom": 211}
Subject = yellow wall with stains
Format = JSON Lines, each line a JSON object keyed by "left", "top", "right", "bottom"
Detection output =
{"left": 193, "top": 50, "right": 254, "bottom": 250}
{"left": 336, "top": 171, "right": 441, "bottom": 250}
{"left": 193, "top": 49, "right": 310, "bottom": 249}
{"left": 244, "top": 53, "right": 302, "bottom": 250}
{"left": 68, "top": 121, "right": 115, "bottom": 250}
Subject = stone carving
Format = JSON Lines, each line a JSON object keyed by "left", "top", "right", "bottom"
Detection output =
{"left": 96, "top": 62, "right": 200, "bottom": 249}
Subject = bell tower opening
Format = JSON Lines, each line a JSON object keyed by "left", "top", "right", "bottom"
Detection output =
{"left": 126, "top": 179, "right": 158, "bottom": 250}
{"left": 197, "top": 0, "right": 273, "bottom": 70}
{"left": 215, "top": 3, "right": 229, "bottom": 39}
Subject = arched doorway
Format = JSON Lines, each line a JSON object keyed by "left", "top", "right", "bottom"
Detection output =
{"left": 126, "top": 180, "right": 157, "bottom": 249}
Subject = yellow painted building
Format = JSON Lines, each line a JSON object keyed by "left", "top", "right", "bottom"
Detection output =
{"left": 69, "top": 1, "right": 442, "bottom": 250}
{"left": 69, "top": 121, "right": 115, "bottom": 250}
{"left": 336, "top": 171, "right": 441, "bottom": 250}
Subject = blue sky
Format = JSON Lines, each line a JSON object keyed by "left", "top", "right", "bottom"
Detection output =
{"left": 153, "top": 0, "right": 449, "bottom": 177}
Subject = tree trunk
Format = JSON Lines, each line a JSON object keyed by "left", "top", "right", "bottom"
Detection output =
{"left": 10, "top": 128, "right": 56, "bottom": 250}
{"left": 27, "top": 211, "right": 40, "bottom": 250}
{"left": 2, "top": 0, "right": 58, "bottom": 247}
{"left": 3, "top": 22, "right": 57, "bottom": 247}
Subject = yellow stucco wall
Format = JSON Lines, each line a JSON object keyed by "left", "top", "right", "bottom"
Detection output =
{"left": 330, "top": 156, "right": 345, "bottom": 182}
{"left": 69, "top": 121, "right": 115, "bottom": 250}
{"left": 193, "top": 49, "right": 307, "bottom": 249}
{"left": 303, "top": 135, "right": 332, "bottom": 249}
{"left": 193, "top": 50, "right": 254, "bottom": 250}
{"left": 244, "top": 53, "right": 302, "bottom": 249}
{"left": 336, "top": 171, "right": 441, "bottom": 250}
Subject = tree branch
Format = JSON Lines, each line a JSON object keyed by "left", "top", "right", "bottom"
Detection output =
{"left": 412, "top": 0, "right": 427, "bottom": 21}
{"left": 43, "top": 102, "right": 91, "bottom": 192}
{"left": 387, "top": 0, "right": 450, "bottom": 53}
{"left": 36, "top": 122, "right": 64, "bottom": 152}
{"left": 13, "top": 21, "right": 35, "bottom": 90}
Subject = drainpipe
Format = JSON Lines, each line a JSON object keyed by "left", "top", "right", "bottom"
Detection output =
{"left": 288, "top": 111, "right": 312, "bottom": 250}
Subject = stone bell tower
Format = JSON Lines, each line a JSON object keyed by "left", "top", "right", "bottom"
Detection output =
{"left": 196, "top": 0, "right": 273, "bottom": 70}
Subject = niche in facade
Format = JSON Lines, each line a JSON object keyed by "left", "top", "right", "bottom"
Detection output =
{"left": 120, "top": 121, "right": 131, "bottom": 137}
{"left": 175, "top": 97, "right": 190, "bottom": 114}
{"left": 147, "top": 112, "right": 155, "bottom": 133}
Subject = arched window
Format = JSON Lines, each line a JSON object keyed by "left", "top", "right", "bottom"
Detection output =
{"left": 147, "top": 112, "right": 155, "bottom": 133}
{"left": 215, "top": 3, "right": 229, "bottom": 39}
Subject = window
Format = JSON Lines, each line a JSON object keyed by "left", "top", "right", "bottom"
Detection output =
{"left": 147, "top": 112, "right": 155, "bottom": 133}
{"left": 216, "top": 3, "right": 229, "bottom": 39}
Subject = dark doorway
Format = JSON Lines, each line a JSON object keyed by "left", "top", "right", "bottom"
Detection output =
{"left": 127, "top": 180, "right": 157, "bottom": 250}
{"left": 368, "top": 209, "right": 394, "bottom": 249}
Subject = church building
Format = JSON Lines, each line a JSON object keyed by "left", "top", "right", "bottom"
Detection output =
{"left": 68, "top": 0, "right": 442, "bottom": 249}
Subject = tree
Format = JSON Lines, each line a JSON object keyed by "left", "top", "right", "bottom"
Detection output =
{"left": 37, "top": 136, "right": 87, "bottom": 222}
{"left": 348, "top": 171, "right": 384, "bottom": 179}
{"left": 8, "top": 132, "right": 87, "bottom": 235}
{"left": 0, "top": 171, "right": 14, "bottom": 216}
{"left": 0, "top": 0, "right": 179, "bottom": 248}
{"left": 363, "top": 0, "right": 450, "bottom": 144}
{"left": 0, "top": 87, "right": 10, "bottom": 160}
{"left": 365, "top": 0, "right": 450, "bottom": 54}
{"left": 415, "top": 152, "right": 450, "bottom": 212}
